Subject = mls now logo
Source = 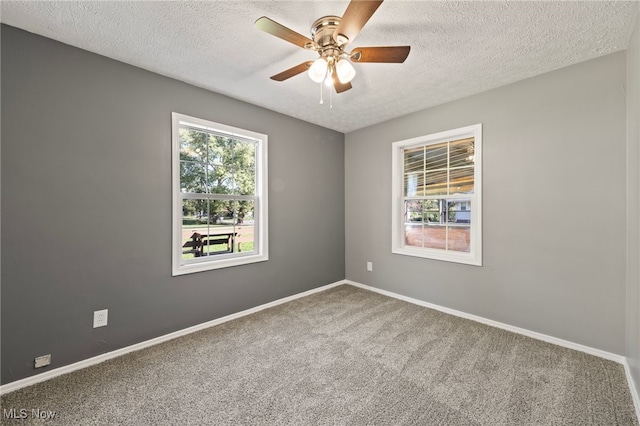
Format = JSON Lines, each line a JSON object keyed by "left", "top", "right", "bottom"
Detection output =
{"left": 3, "top": 408, "right": 57, "bottom": 419}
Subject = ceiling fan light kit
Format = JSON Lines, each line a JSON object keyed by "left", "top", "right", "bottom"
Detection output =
{"left": 255, "top": 0, "right": 410, "bottom": 104}
{"left": 335, "top": 59, "right": 356, "bottom": 84}
{"left": 309, "top": 57, "right": 329, "bottom": 83}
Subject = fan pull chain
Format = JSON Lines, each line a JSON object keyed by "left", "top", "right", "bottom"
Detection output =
{"left": 319, "top": 82, "right": 324, "bottom": 105}
{"left": 329, "top": 85, "right": 333, "bottom": 110}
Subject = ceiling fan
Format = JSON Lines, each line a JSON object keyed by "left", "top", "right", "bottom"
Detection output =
{"left": 255, "top": 0, "right": 410, "bottom": 94}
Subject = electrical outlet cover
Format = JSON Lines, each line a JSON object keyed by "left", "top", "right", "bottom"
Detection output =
{"left": 35, "top": 354, "right": 51, "bottom": 368}
{"left": 93, "top": 309, "right": 108, "bottom": 328}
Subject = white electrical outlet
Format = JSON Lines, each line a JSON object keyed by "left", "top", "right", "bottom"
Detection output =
{"left": 93, "top": 309, "right": 108, "bottom": 328}
{"left": 34, "top": 354, "right": 51, "bottom": 368}
{"left": 367, "top": 262, "right": 373, "bottom": 272}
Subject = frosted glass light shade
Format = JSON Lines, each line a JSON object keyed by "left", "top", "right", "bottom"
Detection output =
{"left": 308, "top": 58, "right": 328, "bottom": 83}
{"left": 336, "top": 59, "right": 356, "bottom": 84}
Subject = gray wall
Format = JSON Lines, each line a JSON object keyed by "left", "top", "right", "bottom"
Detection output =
{"left": 345, "top": 52, "right": 627, "bottom": 354}
{"left": 626, "top": 9, "right": 640, "bottom": 400}
{"left": 1, "top": 25, "right": 345, "bottom": 384}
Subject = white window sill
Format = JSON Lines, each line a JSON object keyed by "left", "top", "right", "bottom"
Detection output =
{"left": 173, "top": 253, "right": 269, "bottom": 276}
{"left": 392, "top": 247, "right": 481, "bottom": 266}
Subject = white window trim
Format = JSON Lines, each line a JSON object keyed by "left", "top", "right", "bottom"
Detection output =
{"left": 391, "top": 124, "right": 482, "bottom": 266}
{"left": 172, "top": 112, "right": 268, "bottom": 276}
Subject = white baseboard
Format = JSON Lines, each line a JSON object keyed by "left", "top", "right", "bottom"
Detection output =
{"left": 623, "top": 358, "right": 640, "bottom": 421}
{"left": 0, "top": 280, "right": 345, "bottom": 395}
{"left": 345, "top": 280, "right": 625, "bottom": 363}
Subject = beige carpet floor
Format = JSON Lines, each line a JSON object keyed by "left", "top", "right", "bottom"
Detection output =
{"left": 1, "top": 284, "right": 638, "bottom": 425}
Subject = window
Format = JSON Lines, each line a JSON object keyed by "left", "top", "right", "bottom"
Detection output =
{"left": 172, "top": 113, "right": 268, "bottom": 275}
{"left": 391, "top": 124, "right": 482, "bottom": 266}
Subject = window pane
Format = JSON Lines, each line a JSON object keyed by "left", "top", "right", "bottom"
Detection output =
{"left": 426, "top": 142, "right": 447, "bottom": 170}
{"left": 237, "top": 167, "right": 256, "bottom": 196}
{"left": 233, "top": 141, "right": 256, "bottom": 169}
{"left": 207, "top": 165, "right": 234, "bottom": 194}
{"left": 449, "top": 137, "right": 474, "bottom": 168}
{"left": 424, "top": 225, "right": 446, "bottom": 250}
{"left": 447, "top": 200, "right": 471, "bottom": 224}
{"left": 236, "top": 200, "right": 255, "bottom": 253}
{"left": 404, "top": 147, "right": 424, "bottom": 173}
{"left": 208, "top": 199, "right": 233, "bottom": 226}
{"left": 405, "top": 224, "right": 423, "bottom": 247}
{"left": 179, "top": 129, "right": 208, "bottom": 163}
{"left": 209, "top": 135, "right": 234, "bottom": 166}
{"left": 404, "top": 173, "right": 424, "bottom": 197}
{"left": 180, "top": 161, "right": 206, "bottom": 193}
{"left": 233, "top": 141, "right": 257, "bottom": 196}
{"left": 182, "top": 199, "right": 209, "bottom": 260}
{"left": 203, "top": 200, "right": 234, "bottom": 256}
{"left": 447, "top": 200, "right": 471, "bottom": 252}
{"left": 405, "top": 200, "right": 423, "bottom": 223}
{"left": 449, "top": 167, "right": 474, "bottom": 194}
{"left": 424, "top": 199, "right": 441, "bottom": 224}
{"left": 447, "top": 226, "right": 471, "bottom": 252}
{"left": 235, "top": 200, "right": 253, "bottom": 226}
{"left": 425, "top": 170, "right": 447, "bottom": 195}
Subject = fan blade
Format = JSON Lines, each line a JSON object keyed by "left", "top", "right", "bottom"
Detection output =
{"left": 255, "top": 17, "right": 317, "bottom": 49}
{"left": 350, "top": 46, "right": 410, "bottom": 63}
{"left": 333, "top": 0, "right": 384, "bottom": 45}
{"left": 270, "top": 62, "right": 313, "bottom": 81}
{"left": 332, "top": 73, "right": 353, "bottom": 93}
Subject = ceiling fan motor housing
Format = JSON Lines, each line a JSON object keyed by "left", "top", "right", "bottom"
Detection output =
{"left": 311, "top": 16, "right": 342, "bottom": 46}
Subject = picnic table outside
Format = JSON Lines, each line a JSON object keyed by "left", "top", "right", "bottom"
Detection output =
{"left": 182, "top": 231, "right": 236, "bottom": 257}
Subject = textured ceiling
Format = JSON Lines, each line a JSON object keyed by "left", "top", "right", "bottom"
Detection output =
{"left": 1, "top": 1, "right": 638, "bottom": 133}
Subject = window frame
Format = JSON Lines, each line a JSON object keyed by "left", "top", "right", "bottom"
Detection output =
{"left": 172, "top": 112, "right": 268, "bottom": 276}
{"left": 391, "top": 124, "right": 482, "bottom": 266}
